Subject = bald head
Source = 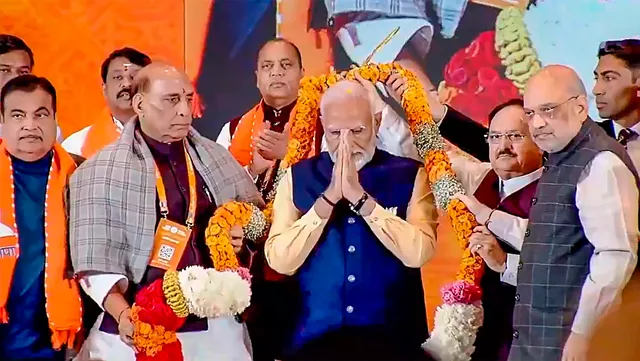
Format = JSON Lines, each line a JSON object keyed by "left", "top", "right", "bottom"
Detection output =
{"left": 132, "top": 62, "right": 189, "bottom": 95}
{"left": 527, "top": 64, "right": 587, "bottom": 99}
{"left": 131, "top": 62, "right": 194, "bottom": 143}
{"left": 523, "top": 65, "right": 590, "bottom": 153}
{"left": 320, "top": 80, "right": 372, "bottom": 120}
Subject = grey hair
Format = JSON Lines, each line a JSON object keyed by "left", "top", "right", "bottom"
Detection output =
{"left": 319, "top": 80, "right": 372, "bottom": 120}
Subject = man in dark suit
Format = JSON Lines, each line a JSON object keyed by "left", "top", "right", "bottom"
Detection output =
{"left": 593, "top": 39, "right": 640, "bottom": 147}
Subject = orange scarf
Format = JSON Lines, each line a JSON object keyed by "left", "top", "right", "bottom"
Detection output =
{"left": 81, "top": 111, "right": 121, "bottom": 159}
{"left": 229, "top": 101, "right": 300, "bottom": 166}
{"left": 0, "top": 143, "right": 82, "bottom": 350}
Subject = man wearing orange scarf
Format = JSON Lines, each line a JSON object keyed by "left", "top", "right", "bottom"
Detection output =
{"left": 62, "top": 47, "right": 151, "bottom": 159}
{"left": 0, "top": 75, "right": 82, "bottom": 361}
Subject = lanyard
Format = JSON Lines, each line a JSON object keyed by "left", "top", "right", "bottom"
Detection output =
{"left": 153, "top": 144, "right": 197, "bottom": 229}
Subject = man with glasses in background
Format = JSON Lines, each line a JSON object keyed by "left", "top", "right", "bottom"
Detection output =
{"left": 593, "top": 38, "right": 640, "bottom": 169}
{"left": 444, "top": 98, "right": 543, "bottom": 361}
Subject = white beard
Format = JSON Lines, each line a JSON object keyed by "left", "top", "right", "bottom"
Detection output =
{"left": 328, "top": 150, "right": 374, "bottom": 170}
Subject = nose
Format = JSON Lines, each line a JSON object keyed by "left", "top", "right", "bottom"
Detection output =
{"left": 270, "top": 64, "right": 285, "bottom": 78}
{"left": 530, "top": 113, "right": 547, "bottom": 129}
{"left": 176, "top": 99, "right": 191, "bottom": 117}
{"left": 120, "top": 76, "right": 131, "bottom": 88}
{"left": 498, "top": 134, "right": 511, "bottom": 147}
{"left": 21, "top": 115, "right": 38, "bottom": 129}
{"left": 592, "top": 79, "right": 604, "bottom": 96}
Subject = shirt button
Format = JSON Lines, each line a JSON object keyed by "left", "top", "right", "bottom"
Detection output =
{"left": 348, "top": 245, "right": 356, "bottom": 253}
{"left": 531, "top": 197, "right": 537, "bottom": 205}
{"left": 347, "top": 275, "right": 356, "bottom": 282}
{"left": 348, "top": 217, "right": 356, "bottom": 224}
{"left": 513, "top": 330, "right": 519, "bottom": 339}
{"left": 543, "top": 165, "right": 548, "bottom": 171}
{"left": 525, "top": 229, "right": 530, "bottom": 237}
{"left": 515, "top": 294, "right": 520, "bottom": 302}
{"left": 346, "top": 305, "right": 354, "bottom": 313}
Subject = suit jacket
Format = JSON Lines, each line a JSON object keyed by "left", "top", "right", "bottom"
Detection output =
{"left": 68, "top": 118, "right": 264, "bottom": 284}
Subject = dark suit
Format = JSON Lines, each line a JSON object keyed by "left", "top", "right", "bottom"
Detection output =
{"left": 439, "top": 106, "right": 489, "bottom": 162}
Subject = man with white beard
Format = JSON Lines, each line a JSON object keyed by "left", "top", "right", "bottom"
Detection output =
{"left": 265, "top": 80, "right": 439, "bottom": 360}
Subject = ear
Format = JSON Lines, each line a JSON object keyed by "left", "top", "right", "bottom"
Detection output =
{"left": 102, "top": 82, "right": 107, "bottom": 98}
{"left": 132, "top": 93, "right": 144, "bottom": 117}
{"left": 373, "top": 112, "right": 382, "bottom": 133}
{"left": 255, "top": 70, "right": 259, "bottom": 89}
{"left": 576, "top": 95, "right": 589, "bottom": 115}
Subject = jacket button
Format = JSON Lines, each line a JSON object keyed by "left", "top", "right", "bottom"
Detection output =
{"left": 513, "top": 330, "right": 519, "bottom": 339}
{"left": 347, "top": 275, "right": 356, "bottom": 283}
{"left": 346, "top": 305, "right": 354, "bottom": 313}
{"left": 348, "top": 217, "right": 356, "bottom": 224}
{"left": 348, "top": 245, "right": 356, "bottom": 253}
{"left": 515, "top": 294, "right": 520, "bottom": 302}
{"left": 328, "top": 17, "right": 335, "bottom": 27}
{"left": 518, "top": 262, "right": 523, "bottom": 270}
{"left": 525, "top": 229, "right": 530, "bottom": 237}
{"left": 543, "top": 165, "right": 548, "bottom": 171}
{"left": 531, "top": 197, "right": 537, "bottom": 205}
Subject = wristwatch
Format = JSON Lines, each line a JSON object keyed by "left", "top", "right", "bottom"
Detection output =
{"left": 349, "top": 193, "right": 369, "bottom": 215}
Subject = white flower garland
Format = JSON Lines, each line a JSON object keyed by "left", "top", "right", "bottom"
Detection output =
{"left": 177, "top": 265, "right": 252, "bottom": 319}
{"left": 423, "top": 303, "right": 484, "bottom": 361}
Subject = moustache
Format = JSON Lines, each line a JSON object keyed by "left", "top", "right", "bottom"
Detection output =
{"left": 497, "top": 150, "right": 516, "bottom": 158}
{"left": 117, "top": 88, "right": 131, "bottom": 99}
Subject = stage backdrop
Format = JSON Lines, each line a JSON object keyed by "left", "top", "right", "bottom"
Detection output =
{"left": 2, "top": 0, "right": 638, "bottom": 331}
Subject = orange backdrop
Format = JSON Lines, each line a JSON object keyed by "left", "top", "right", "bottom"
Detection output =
{"left": 0, "top": 0, "right": 460, "bottom": 330}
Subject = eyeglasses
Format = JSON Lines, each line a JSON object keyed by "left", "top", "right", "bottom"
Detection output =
{"left": 523, "top": 95, "right": 579, "bottom": 122}
{"left": 598, "top": 39, "right": 640, "bottom": 57}
{"left": 484, "top": 132, "right": 527, "bottom": 144}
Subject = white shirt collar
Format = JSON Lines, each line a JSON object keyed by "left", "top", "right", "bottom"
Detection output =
{"left": 500, "top": 167, "right": 543, "bottom": 199}
{"left": 112, "top": 116, "right": 124, "bottom": 132}
{"left": 612, "top": 120, "right": 640, "bottom": 138}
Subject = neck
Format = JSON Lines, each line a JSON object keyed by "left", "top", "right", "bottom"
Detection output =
{"left": 11, "top": 150, "right": 51, "bottom": 163}
{"left": 110, "top": 107, "right": 136, "bottom": 124}
{"left": 614, "top": 107, "right": 640, "bottom": 129}
{"left": 263, "top": 96, "right": 296, "bottom": 110}
{"left": 496, "top": 165, "right": 541, "bottom": 181}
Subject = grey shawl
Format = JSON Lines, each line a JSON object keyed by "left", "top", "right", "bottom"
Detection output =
{"left": 69, "top": 119, "right": 263, "bottom": 283}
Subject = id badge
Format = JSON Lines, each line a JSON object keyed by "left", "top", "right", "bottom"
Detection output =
{"left": 149, "top": 218, "right": 192, "bottom": 271}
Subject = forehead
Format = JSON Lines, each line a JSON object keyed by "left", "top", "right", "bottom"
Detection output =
{"left": 322, "top": 97, "right": 371, "bottom": 128}
{"left": 258, "top": 42, "right": 297, "bottom": 63}
{"left": 524, "top": 76, "right": 567, "bottom": 108}
{"left": 0, "top": 50, "right": 31, "bottom": 68}
{"left": 596, "top": 54, "right": 632, "bottom": 74}
{"left": 147, "top": 73, "right": 194, "bottom": 96}
{"left": 3, "top": 88, "right": 53, "bottom": 111}
{"left": 489, "top": 105, "right": 526, "bottom": 132}
{"left": 107, "top": 57, "right": 143, "bottom": 74}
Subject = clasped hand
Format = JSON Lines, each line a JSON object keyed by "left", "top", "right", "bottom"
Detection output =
{"left": 324, "top": 132, "right": 365, "bottom": 204}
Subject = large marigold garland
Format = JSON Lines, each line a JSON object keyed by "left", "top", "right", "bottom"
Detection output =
{"left": 131, "top": 201, "right": 265, "bottom": 360}
{"left": 265, "top": 63, "right": 485, "bottom": 361}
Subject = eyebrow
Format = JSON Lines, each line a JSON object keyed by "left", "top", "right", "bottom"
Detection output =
{"left": 0, "top": 63, "right": 29, "bottom": 68}
{"left": 598, "top": 70, "right": 622, "bottom": 77}
{"left": 35, "top": 106, "right": 50, "bottom": 113}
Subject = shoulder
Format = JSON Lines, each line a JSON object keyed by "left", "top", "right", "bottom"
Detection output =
{"left": 61, "top": 125, "right": 92, "bottom": 155}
